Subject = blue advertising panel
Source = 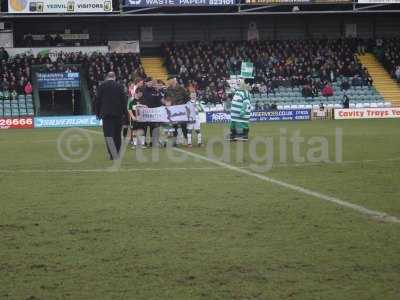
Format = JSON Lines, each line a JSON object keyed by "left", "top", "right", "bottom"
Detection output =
{"left": 37, "top": 72, "right": 80, "bottom": 90}
{"left": 206, "top": 109, "right": 311, "bottom": 123}
{"left": 125, "top": 0, "right": 236, "bottom": 6}
{"left": 250, "top": 109, "right": 311, "bottom": 121}
{"left": 206, "top": 111, "right": 231, "bottom": 123}
{"left": 34, "top": 115, "right": 101, "bottom": 128}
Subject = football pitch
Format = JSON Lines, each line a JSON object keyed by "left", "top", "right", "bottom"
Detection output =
{"left": 0, "top": 119, "right": 399, "bottom": 300}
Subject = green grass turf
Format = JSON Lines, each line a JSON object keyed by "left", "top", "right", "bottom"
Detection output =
{"left": 0, "top": 119, "right": 399, "bottom": 300}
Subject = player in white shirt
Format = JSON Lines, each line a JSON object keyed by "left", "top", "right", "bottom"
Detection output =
{"left": 187, "top": 91, "right": 204, "bottom": 147}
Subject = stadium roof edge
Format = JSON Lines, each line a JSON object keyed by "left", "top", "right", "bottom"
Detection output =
{"left": 1, "top": 9, "right": 400, "bottom": 18}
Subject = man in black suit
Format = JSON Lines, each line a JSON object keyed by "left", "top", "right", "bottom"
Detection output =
{"left": 95, "top": 72, "right": 128, "bottom": 160}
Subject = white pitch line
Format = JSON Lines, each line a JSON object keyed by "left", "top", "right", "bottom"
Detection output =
{"left": 0, "top": 166, "right": 229, "bottom": 174}
{"left": 54, "top": 128, "right": 400, "bottom": 223}
{"left": 2, "top": 157, "right": 399, "bottom": 174}
{"left": 173, "top": 148, "right": 400, "bottom": 224}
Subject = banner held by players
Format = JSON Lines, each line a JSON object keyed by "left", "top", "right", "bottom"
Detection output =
{"left": 136, "top": 103, "right": 196, "bottom": 123}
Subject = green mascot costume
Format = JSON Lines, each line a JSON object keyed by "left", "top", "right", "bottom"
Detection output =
{"left": 229, "top": 79, "right": 252, "bottom": 141}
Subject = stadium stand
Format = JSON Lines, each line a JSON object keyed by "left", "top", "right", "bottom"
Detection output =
{"left": 0, "top": 50, "right": 146, "bottom": 117}
{"left": 85, "top": 52, "right": 145, "bottom": 100}
{"left": 359, "top": 53, "right": 400, "bottom": 108}
{"left": 2, "top": 37, "right": 397, "bottom": 117}
{"left": 377, "top": 37, "right": 400, "bottom": 82}
{"left": 162, "top": 39, "right": 390, "bottom": 108}
{"left": 0, "top": 47, "right": 34, "bottom": 117}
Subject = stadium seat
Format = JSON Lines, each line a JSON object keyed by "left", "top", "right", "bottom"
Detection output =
{"left": 384, "top": 102, "right": 392, "bottom": 107}
{"left": 19, "top": 108, "right": 27, "bottom": 115}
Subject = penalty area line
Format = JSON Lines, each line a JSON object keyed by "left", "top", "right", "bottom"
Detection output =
{"left": 173, "top": 148, "right": 400, "bottom": 224}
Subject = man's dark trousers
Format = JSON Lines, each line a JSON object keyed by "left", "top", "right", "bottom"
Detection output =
{"left": 173, "top": 123, "right": 187, "bottom": 145}
{"left": 102, "top": 116, "right": 122, "bottom": 159}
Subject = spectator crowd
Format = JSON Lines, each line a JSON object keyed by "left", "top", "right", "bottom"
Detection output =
{"left": 0, "top": 47, "right": 33, "bottom": 100}
{"left": 2, "top": 37, "right": 398, "bottom": 108}
{"left": 163, "top": 38, "right": 376, "bottom": 104}
{"left": 377, "top": 37, "right": 400, "bottom": 83}
{"left": 0, "top": 46, "right": 146, "bottom": 108}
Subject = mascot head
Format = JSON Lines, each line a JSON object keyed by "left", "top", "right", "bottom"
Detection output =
{"left": 239, "top": 78, "right": 251, "bottom": 91}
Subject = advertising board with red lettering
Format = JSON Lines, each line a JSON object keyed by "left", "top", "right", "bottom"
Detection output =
{"left": 334, "top": 108, "right": 400, "bottom": 120}
{"left": 0, "top": 117, "right": 34, "bottom": 129}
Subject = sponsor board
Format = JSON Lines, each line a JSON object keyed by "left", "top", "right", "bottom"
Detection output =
{"left": 6, "top": 46, "right": 109, "bottom": 60}
{"left": 0, "top": 117, "right": 34, "bottom": 129}
{"left": 245, "top": 0, "right": 310, "bottom": 4}
{"left": 206, "top": 109, "right": 311, "bottom": 123}
{"left": 34, "top": 115, "right": 101, "bottom": 128}
{"left": 334, "top": 108, "right": 400, "bottom": 120}
{"left": 37, "top": 72, "right": 80, "bottom": 90}
{"left": 125, "top": 0, "right": 236, "bottom": 6}
{"left": 251, "top": 109, "right": 311, "bottom": 121}
{"left": 245, "top": 0, "right": 351, "bottom": 3}
{"left": 357, "top": 0, "right": 400, "bottom": 3}
{"left": 8, "top": 0, "right": 112, "bottom": 13}
{"left": 206, "top": 111, "right": 231, "bottom": 123}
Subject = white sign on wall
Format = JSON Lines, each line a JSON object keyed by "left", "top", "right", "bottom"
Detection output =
{"left": 0, "top": 31, "right": 14, "bottom": 48}
{"left": 141, "top": 27, "right": 153, "bottom": 42}
{"left": 247, "top": 21, "right": 259, "bottom": 41}
{"left": 6, "top": 46, "right": 109, "bottom": 59}
{"left": 345, "top": 24, "right": 357, "bottom": 38}
{"left": 108, "top": 41, "right": 140, "bottom": 53}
